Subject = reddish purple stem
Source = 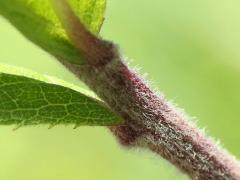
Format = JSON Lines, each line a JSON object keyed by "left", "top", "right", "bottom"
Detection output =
{"left": 55, "top": 1, "right": 240, "bottom": 179}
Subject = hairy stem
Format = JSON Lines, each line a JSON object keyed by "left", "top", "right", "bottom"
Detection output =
{"left": 62, "top": 58, "right": 240, "bottom": 180}
{"left": 54, "top": 0, "right": 240, "bottom": 179}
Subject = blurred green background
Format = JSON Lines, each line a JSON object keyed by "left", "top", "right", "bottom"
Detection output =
{"left": 0, "top": 0, "right": 240, "bottom": 179}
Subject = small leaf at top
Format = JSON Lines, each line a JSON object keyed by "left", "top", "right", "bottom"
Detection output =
{"left": 0, "top": 0, "right": 106, "bottom": 64}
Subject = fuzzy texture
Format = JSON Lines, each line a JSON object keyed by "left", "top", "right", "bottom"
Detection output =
{"left": 54, "top": 0, "right": 240, "bottom": 179}
{"left": 62, "top": 57, "right": 240, "bottom": 180}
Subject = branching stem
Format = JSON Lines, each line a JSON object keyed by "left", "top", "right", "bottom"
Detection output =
{"left": 55, "top": 0, "right": 240, "bottom": 179}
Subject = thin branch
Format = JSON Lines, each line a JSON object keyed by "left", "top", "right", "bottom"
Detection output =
{"left": 54, "top": 0, "right": 240, "bottom": 179}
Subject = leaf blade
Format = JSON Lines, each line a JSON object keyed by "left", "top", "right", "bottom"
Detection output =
{"left": 0, "top": 64, "right": 121, "bottom": 127}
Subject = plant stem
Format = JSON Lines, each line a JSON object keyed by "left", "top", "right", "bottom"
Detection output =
{"left": 55, "top": 0, "right": 240, "bottom": 179}
{"left": 62, "top": 58, "right": 240, "bottom": 179}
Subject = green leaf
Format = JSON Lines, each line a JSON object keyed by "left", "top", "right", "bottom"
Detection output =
{"left": 0, "top": 0, "right": 106, "bottom": 64}
{"left": 0, "top": 64, "right": 121, "bottom": 128}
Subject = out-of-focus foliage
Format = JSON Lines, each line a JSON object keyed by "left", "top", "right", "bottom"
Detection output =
{"left": 0, "top": 0, "right": 106, "bottom": 64}
{"left": 0, "top": 0, "right": 239, "bottom": 180}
